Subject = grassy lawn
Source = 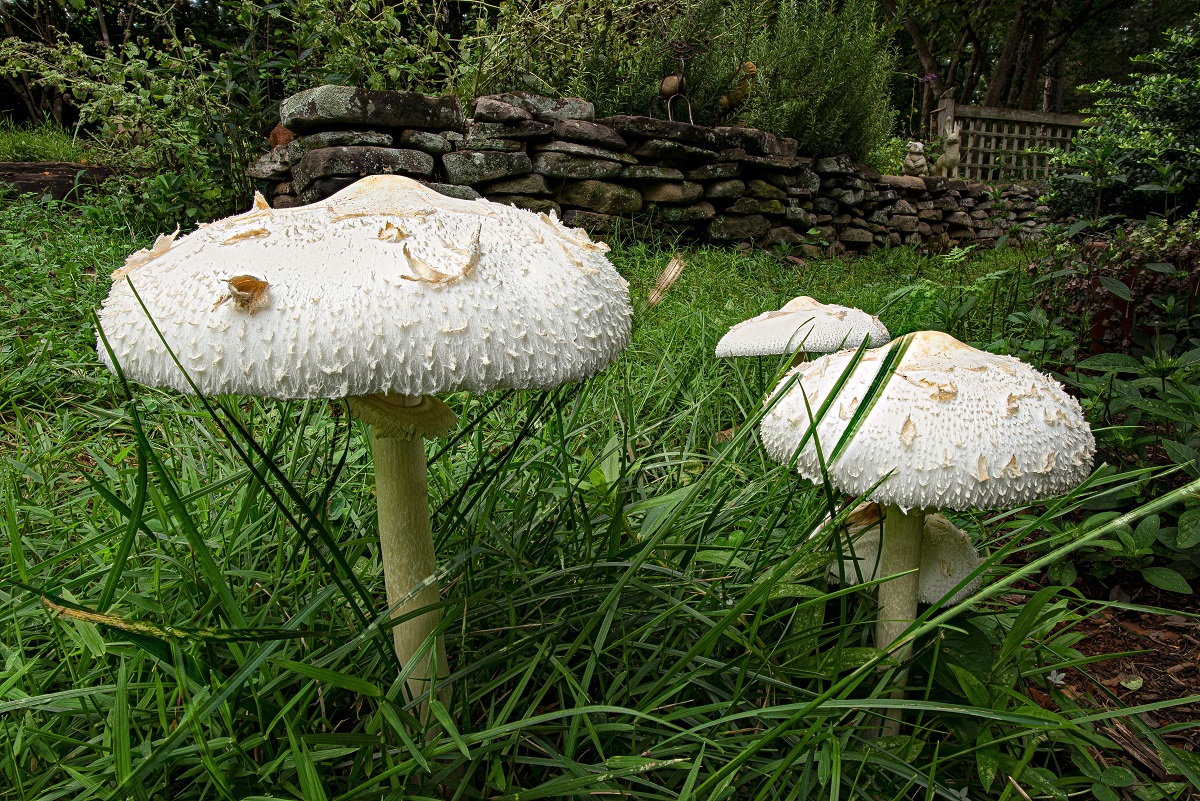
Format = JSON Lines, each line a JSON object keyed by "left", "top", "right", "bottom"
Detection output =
{"left": 1, "top": 190, "right": 1192, "bottom": 799}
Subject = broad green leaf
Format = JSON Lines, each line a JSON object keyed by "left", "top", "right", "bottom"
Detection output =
{"left": 1140, "top": 567, "right": 1192, "bottom": 594}
{"left": 1176, "top": 508, "right": 1200, "bottom": 549}
{"left": 1077, "top": 353, "right": 1143, "bottom": 373}
{"left": 1102, "top": 766, "right": 1137, "bottom": 788}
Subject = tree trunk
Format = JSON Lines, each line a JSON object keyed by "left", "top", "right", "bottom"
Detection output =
{"left": 983, "top": 2, "right": 1027, "bottom": 107}
{"left": 1018, "top": 18, "right": 1047, "bottom": 110}
{"left": 1043, "top": 52, "right": 1065, "bottom": 112}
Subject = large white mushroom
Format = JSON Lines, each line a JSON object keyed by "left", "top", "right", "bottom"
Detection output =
{"left": 762, "top": 331, "right": 1095, "bottom": 656}
{"left": 97, "top": 175, "right": 632, "bottom": 710}
{"left": 715, "top": 296, "right": 890, "bottom": 359}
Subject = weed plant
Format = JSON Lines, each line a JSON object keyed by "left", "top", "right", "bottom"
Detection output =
{"left": 0, "top": 120, "right": 96, "bottom": 164}
{"left": 2, "top": 192, "right": 1199, "bottom": 798}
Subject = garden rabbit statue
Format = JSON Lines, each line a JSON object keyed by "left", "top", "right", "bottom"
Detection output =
{"left": 930, "top": 121, "right": 962, "bottom": 178}
{"left": 902, "top": 140, "right": 928, "bottom": 176}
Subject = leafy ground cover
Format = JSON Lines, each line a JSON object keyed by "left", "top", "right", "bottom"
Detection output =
{"left": 1, "top": 188, "right": 1198, "bottom": 799}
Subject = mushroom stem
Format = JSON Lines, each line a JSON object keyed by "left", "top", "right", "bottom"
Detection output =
{"left": 350, "top": 393, "right": 458, "bottom": 722}
{"left": 875, "top": 504, "right": 925, "bottom": 736}
{"left": 374, "top": 429, "right": 450, "bottom": 714}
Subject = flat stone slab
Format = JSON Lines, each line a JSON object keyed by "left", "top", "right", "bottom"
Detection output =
{"left": 473, "top": 97, "right": 532, "bottom": 123}
{"left": 602, "top": 115, "right": 717, "bottom": 147}
{"left": 629, "top": 139, "right": 717, "bottom": 163}
{"left": 490, "top": 194, "right": 562, "bottom": 216}
{"left": 683, "top": 162, "right": 741, "bottom": 180}
{"left": 292, "top": 146, "right": 434, "bottom": 192}
{"left": 533, "top": 140, "right": 636, "bottom": 164}
{"left": 658, "top": 202, "right": 715, "bottom": 223}
{"left": 705, "top": 179, "right": 745, "bottom": 199}
{"left": 281, "top": 85, "right": 464, "bottom": 133}
{"left": 461, "top": 136, "right": 526, "bottom": 153}
{"left": 552, "top": 119, "right": 626, "bottom": 150}
{"left": 718, "top": 148, "right": 797, "bottom": 169}
{"left": 562, "top": 209, "right": 619, "bottom": 233}
{"left": 619, "top": 165, "right": 685, "bottom": 181}
{"left": 746, "top": 178, "right": 786, "bottom": 200}
{"left": 708, "top": 214, "right": 771, "bottom": 240}
{"left": 559, "top": 180, "right": 642, "bottom": 214}
{"left": 814, "top": 154, "right": 859, "bottom": 174}
{"left": 726, "top": 196, "right": 784, "bottom": 215}
{"left": 713, "top": 126, "right": 797, "bottom": 157}
{"left": 642, "top": 181, "right": 704, "bottom": 204}
{"left": 400, "top": 130, "right": 452, "bottom": 155}
{"left": 532, "top": 151, "right": 623, "bottom": 180}
{"left": 469, "top": 120, "right": 553, "bottom": 140}
{"left": 481, "top": 173, "right": 552, "bottom": 196}
{"left": 483, "top": 92, "right": 594, "bottom": 122}
{"left": 298, "top": 175, "right": 360, "bottom": 204}
{"left": 288, "top": 130, "right": 393, "bottom": 163}
{"left": 443, "top": 150, "right": 532, "bottom": 185}
{"left": 424, "top": 182, "right": 480, "bottom": 201}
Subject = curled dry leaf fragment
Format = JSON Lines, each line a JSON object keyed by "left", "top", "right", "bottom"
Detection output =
{"left": 213, "top": 275, "right": 270, "bottom": 313}
{"left": 648, "top": 255, "right": 686, "bottom": 307}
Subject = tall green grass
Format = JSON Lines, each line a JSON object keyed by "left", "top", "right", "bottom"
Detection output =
{"left": 2, "top": 192, "right": 1197, "bottom": 799}
{"left": 0, "top": 120, "right": 96, "bottom": 164}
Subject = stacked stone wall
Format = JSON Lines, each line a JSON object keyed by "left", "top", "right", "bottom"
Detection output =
{"left": 248, "top": 85, "right": 1049, "bottom": 254}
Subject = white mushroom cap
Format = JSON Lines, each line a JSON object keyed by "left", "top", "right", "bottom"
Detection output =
{"left": 715, "top": 296, "right": 890, "bottom": 358}
{"left": 761, "top": 331, "right": 1095, "bottom": 511}
{"left": 826, "top": 508, "right": 984, "bottom": 606}
{"left": 97, "top": 176, "right": 632, "bottom": 398}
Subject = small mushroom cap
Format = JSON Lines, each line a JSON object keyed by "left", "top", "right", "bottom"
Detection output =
{"left": 826, "top": 507, "right": 984, "bottom": 606}
{"left": 761, "top": 331, "right": 1096, "bottom": 511}
{"left": 97, "top": 176, "right": 632, "bottom": 399}
{"left": 715, "top": 296, "right": 890, "bottom": 358}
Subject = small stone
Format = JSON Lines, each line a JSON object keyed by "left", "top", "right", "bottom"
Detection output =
{"left": 473, "top": 97, "right": 532, "bottom": 123}
{"left": 442, "top": 150, "right": 533, "bottom": 185}
{"left": 708, "top": 214, "right": 771, "bottom": 240}
{"left": 268, "top": 124, "right": 296, "bottom": 147}
{"left": 727, "top": 196, "right": 784, "bottom": 215}
{"left": 785, "top": 206, "right": 813, "bottom": 227}
{"left": 533, "top": 152, "right": 623, "bottom": 180}
{"left": 424, "top": 182, "right": 480, "bottom": 200}
{"left": 890, "top": 215, "right": 919, "bottom": 232}
{"left": 877, "top": 174, "right": 926, "bottom": 192}
{"left": 705, "top": 179, "right": 745, "bottom": 199}
{"left": 553, "top": 119, "right": 626, "bottom": 150}
{"left": 400, "top": 130, "right": 452, "bottom": 155}
{"left": 683, "top": 162, "right": 741, "bottom": 180}
{"left": 933, "top": 196, "right": 961, "bottom": 211}
{"left": 813, "top": 197, "right": 839, "bottom": 214}
{"left": 746, "top": 179, "right": 786, "bottom": 200}
{"left": 298, "top": 175, "right": 359, "bottom": 204}
{"left": 559, "top": 180, "right": 642, "bottom": 214}
{"left": 839, "top": 227, "right": 874, "bottom": 244}
{"left": 490, "top": 194, "right": 562, "bottom": 215}
{"left": 792, "top": 166, "right": 821, "bottom": 194}
{"left": 246, "top": 146, "right": 292, "bottom": 180}
{"left": 292, "top": 146, "right": 434, "bottom": 192}
{"left": 658, "top": 202, "right": 716, "bottom": 222}
{"left": 486, "top": 92, "right": 595, "bottom": 122}
{"left": 762, "top": 226, "right": 804, "bottom": 246}
{"left": 272, "top": 194, "right": 302, "bottom": 209}
{"left": 534, "top": 140, "right": 636, "bottom": 164}
{"left": 619, "top": 165, "right": 685, "bottom": 181}
{"left": 813, "top": 155, "right": 857, "bottom": 174}
{"left": 828, "top": 188, "right": 865, "bottom": 206}
{"left": 642, "top": 181, "right": 704, "bottom": 204}
{"left": 562, "top": 209, "right": 619, "bottom": 233}
{"left": 892, "top": 198, "right": 917, "bottom": 215}
{"left": 481, "top": 173, "right": 552, "bottom": 196}
{"left": 281, "top": 84, "right": 463, "bottom": 133}
{"left": 946, "top": 211, "right": 974, "bottom": 226}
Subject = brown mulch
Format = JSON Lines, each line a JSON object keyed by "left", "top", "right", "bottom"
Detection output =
{"left": 1020, "top": 585, "right": 1200, "bottom": 782}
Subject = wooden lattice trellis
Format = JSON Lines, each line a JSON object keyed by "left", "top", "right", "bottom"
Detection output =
{"left": 932, "top": 101, "right": 1091, "bottom": 182}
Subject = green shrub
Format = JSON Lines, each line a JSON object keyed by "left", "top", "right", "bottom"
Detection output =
{"left": 458, "top": 0, "right": 896, "bottom": 159}
{"left": 1047, "top": 13, "right": 1200, "bottom": 219}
